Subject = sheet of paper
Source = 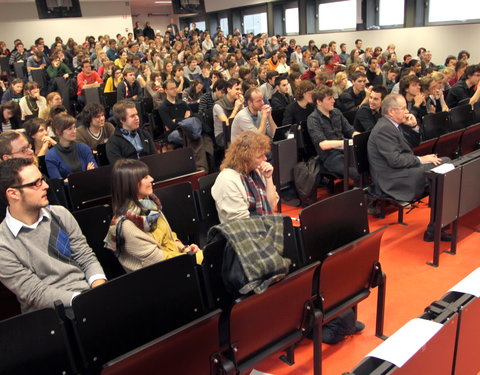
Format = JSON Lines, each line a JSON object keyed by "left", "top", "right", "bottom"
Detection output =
{"left": 430, "top": 163, "right": 455, "bottom": 174}
{"left": 366, "top": 318, "right": 443, "bottom": 367}
{"left": 250, "top": 370, "right": 274, "bottom": 375}
{"left": 448, "top": 268, "right": 480, "bottom": 297}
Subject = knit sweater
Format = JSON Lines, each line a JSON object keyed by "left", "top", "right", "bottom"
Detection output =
{"left": 0, "top": 205, "right": 105, "bottom": 313}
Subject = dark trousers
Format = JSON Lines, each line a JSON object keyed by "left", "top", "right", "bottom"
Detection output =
{"left": 323, "top": 149, "right": 359, "bottom": 182}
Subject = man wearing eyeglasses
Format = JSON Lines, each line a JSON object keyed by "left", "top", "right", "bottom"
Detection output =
{"left": 0, "top": 130, "right": 35, "bottom": 162}
{"left": 0, "top": 158, "right": 106, "bottom": 313}
{"left": 368, "top": 94, "right": 450, "bottom": 241}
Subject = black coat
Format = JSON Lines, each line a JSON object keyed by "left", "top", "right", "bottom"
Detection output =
{"left": 106, "top": 127, "right": 156, "bottom": 165}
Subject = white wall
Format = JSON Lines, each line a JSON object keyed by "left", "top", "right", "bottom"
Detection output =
{"left": 290, "top": 23, "right": 480, "bottom": 65}
{"left": 0, "top": 1, "right": 133, "bottom": 47}
{"left": 130, "top": 4, "right": 177, "bottom": 36}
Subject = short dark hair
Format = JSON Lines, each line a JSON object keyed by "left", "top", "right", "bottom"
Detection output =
{"left": 212, "top": 78, "right": 227, "bottom": 92}
{"left": 351, "top": 71, "right": 367, "bottom": 82}
{"left": 463, "top": 64, "right": 480, "bottom": 80}
{"left": 226, "top": 78, "right": 241, "bottom": 90}
{"left": 0, "top": 158, "right": 35, "bottom": 204}
{"left": 371, "top": 85, "right": 388, "bottom": 100}
{"left": 50, "top": 105, "right": 68, "bottom": 119}
{"left": 399, "top": 75, "right": 420, "bottom": 97}
{"left": 457, "top": 50, "right": 470, "bottom": 60}
{"left": 24, "top": 118, "right": 47, "bottom": 140}
{"left": 81, "top": 103, "right": 105, "bottom": 128}
{"left": 274, "top": 75, "right": 288, "bottom": 87}
{"left": 266, "top": 70, "right": 280, "bottom": 81}
{"left": 444, "top": 55, "right": 457, "bottom": 66}
{"left": 312, "top": 86, "right": 333, "bottom": 103}
{"left": 0, "top": 101, "right": 21, "bottom": 123}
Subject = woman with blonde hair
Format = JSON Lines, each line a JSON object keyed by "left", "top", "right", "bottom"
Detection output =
{"left": 332, "top": 71, "right": 352, "bottom": 99}
{"left": 38, "top": 91, "right": 63, "bottom": 120}
{"left": 212, "top": 131, "right": 279, "bottom": 223}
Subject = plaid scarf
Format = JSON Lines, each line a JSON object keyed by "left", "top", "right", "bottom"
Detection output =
{"left": 104, "top": 194, "right": 162, "bottom": 254}
{"left": 240, "top": 171, "right": 273, "bottom": 216}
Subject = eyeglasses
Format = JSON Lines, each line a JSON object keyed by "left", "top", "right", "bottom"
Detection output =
{"left": 11, "top": 176, "right": 46, "bottom": 190}
{"left": 11, "top": 144, "right": 33, "bottom": 155}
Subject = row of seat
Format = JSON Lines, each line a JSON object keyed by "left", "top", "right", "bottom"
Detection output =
{"left": 421, "top": 102, "right": 480, "bottom": 141}
{"left": 347, "top": 270, "right": 480, "bottom": 374}
{"left": 0, "top": 188, "right": 387, "bottom": 375}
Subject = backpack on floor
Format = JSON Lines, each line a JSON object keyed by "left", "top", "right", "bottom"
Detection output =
{"left": 293, "top": 156, "right": 321, "bottom": 207}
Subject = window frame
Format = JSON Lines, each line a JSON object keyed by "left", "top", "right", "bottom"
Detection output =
{"left": 425, "top": 0, "right": 480, "bottom": 26}
{"left": 284, "top": 5, "right": 300, "bottom": 35}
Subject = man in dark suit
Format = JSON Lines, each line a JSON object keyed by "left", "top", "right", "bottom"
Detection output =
{"left": 367, "top": 94, "right": 449, "bottom": 241}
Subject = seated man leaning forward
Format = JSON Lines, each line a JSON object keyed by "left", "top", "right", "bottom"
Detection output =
{"left": 212, "top": 131, "right": 279, "bottom": 223}
{"left": 231, "top": 87, "right": 278, "bottom": 142}
{"left": 367, "top": 94, "right": 450, "bottom": 241}
{"left": 0, "top": 158, "right": 106, "bottom": 313}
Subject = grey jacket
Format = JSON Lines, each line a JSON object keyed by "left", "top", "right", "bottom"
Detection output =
{"left": 367, "top": 117, "right": 427, "bottom": 202}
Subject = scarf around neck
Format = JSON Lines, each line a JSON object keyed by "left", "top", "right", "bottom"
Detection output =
{"left": 240, "top": 171, "right": 273, "bottom": 216}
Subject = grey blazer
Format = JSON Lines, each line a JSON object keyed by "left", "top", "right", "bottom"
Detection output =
{"left": 367, "top": 117, "right": 427, "bottom": 202}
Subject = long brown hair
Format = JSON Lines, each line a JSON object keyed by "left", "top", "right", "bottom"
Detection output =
{"left": 220, "top": 131, "right": 270, "bottom": 174}
{"left": 111, "top": 159, "right": 150, "bottom": 216}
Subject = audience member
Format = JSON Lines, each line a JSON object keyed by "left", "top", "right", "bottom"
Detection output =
{"left": 106, "top": 100, "right": 156, "bottom": 164}
{"left": 212, "top": 78, "right": 244, "bottom": 147}
{"left": 104, "top": 159, "right": 202, "bottom": 273}
{"left": 446, "top": 64, "right": 480, "bottom": 108}
{"left": 77, "top": 103, "right": 115, "bottom": 150}
{"left": 45, "top": 114, "right": 97, "bottom": 180}
{"left": 353, "top": 86, "right": 387, "bottom": 132}
{"left": 211, "top": 131, "right": 278, "bottom": 223}
{"left": 270, "top": 75, "right": 294, "bottom": 111}
{"left": 0, "top": 158, "right": 106, "bottom": 313}
{"left": 307, "top": 86, "right": 359, "bottom": 181}
{"left": 23, "top": 117, "right": 56, "bottom": 157}
{"left": 231, "top": 87, "right": 277, "bottom": 141}
{"left": 337, "top": 71, "right": 369, "bottom": 112}
{"left": 0, "top": 101, "right": 22, "bottom": 132}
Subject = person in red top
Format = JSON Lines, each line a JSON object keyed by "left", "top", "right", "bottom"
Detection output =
{"left": 301, "top": 60, "right": 319, "bottom": 82}
{"left": 76, "top": 60, "right": 103, "bottom": 107}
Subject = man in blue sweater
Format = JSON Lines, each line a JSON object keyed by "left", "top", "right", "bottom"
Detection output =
{"left": 0, "top": 158, "right": 106, "bottom": 312}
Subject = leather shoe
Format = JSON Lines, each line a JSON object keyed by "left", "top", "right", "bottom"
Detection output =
{"left": 354, "top": 320, "right": 365, "bottom": 334}
{"left": 423, "top": 230, "right": 452, "bottom": 242}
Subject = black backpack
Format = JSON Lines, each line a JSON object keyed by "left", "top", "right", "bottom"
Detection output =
{"left": 293, "top": 156, "right": 321, "bottom": 207}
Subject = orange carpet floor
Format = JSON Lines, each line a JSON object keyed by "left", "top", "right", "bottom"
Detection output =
{"left": 254, "top": 197, "right": 480, "bottom": 375}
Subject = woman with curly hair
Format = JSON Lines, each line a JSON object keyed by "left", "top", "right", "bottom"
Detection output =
{"left": 212, "top": 131, "right": 279, "bottom": 223}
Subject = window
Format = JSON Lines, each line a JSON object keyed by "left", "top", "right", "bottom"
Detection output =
{"left": 428, "top": 0, "right": 480, "bottom": 24}
{"left": 243, "top": 12, "right": 267, "bottom": 34}
{"left": 379, "top": 0, "right": 404, "bottom": 26}
{"left": 195, "top": 21, "right": 206, "bottom": 31}
{"left": 285, "top": 7, "right": 299, "bottom": 34}
{"left": 220, "top": 17, "right": 228, "bottom": 33}
{"left": 318, "top": 0, "right": 356, "bottom": 31}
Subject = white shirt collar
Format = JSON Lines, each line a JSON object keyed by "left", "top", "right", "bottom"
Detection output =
{"left": 5, "top": 207, "right": 51, "bottom": 237}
